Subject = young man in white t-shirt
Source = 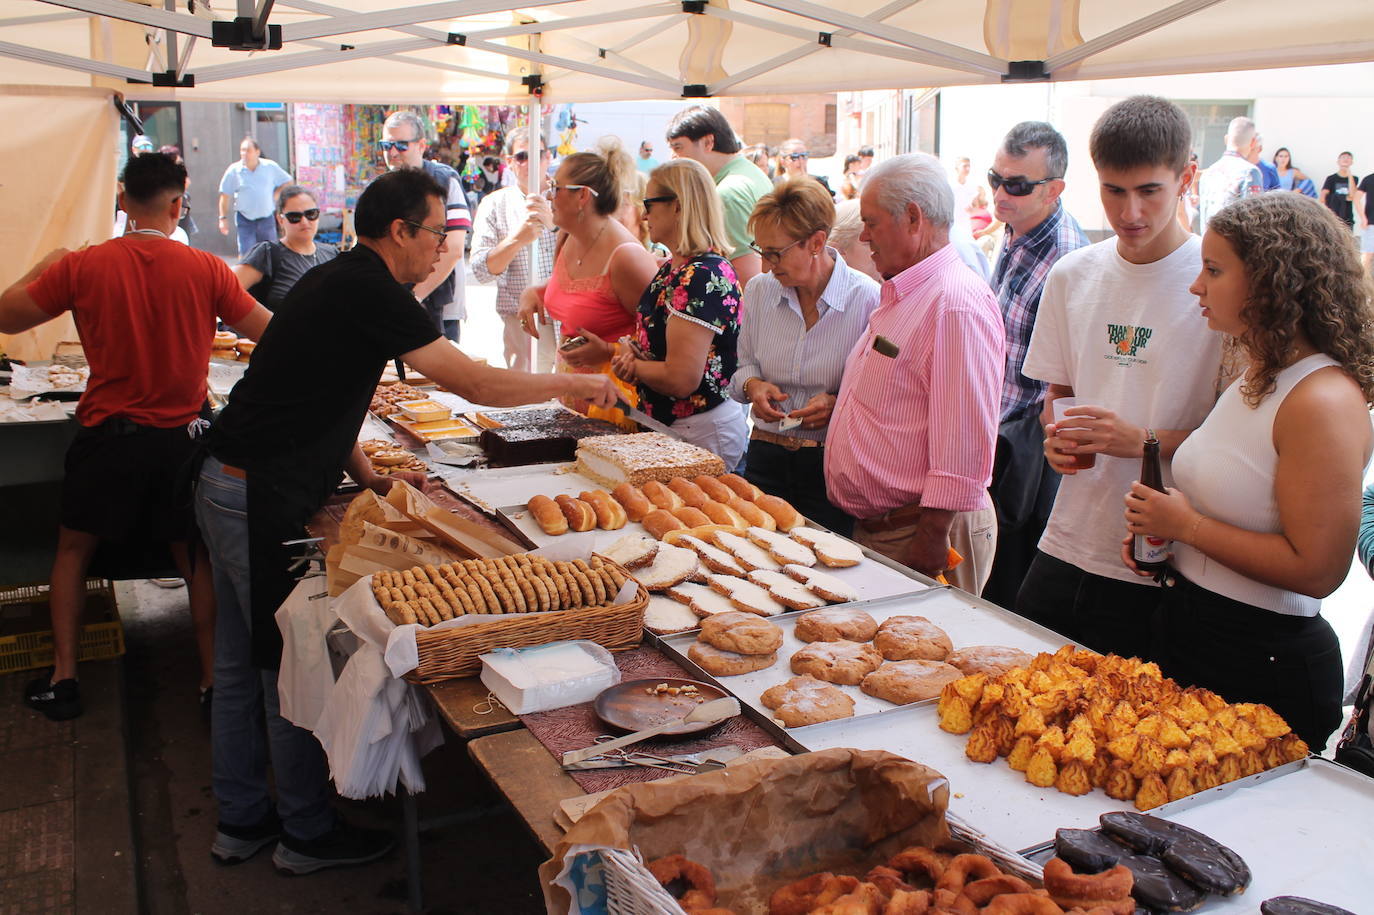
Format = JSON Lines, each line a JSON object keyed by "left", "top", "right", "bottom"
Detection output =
{"left": 1017, "top": 96, "right": 1223, "bottom": 659}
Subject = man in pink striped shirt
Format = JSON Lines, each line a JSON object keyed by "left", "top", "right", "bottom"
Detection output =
{"left": 825, "top": 153, "right": 1006, "bottom": 594}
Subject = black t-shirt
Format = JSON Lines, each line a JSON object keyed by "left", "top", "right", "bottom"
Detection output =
{"left": 1322, "top": 172, "right": 1359, "bottom": 224}
{"left": 208, "top": 244, "right": 439, "bottom": 488}
{"left": 1360, "top": 174, "right": 1374, "bottom": 224}
{"left": 241, "top": 240, "right": 339, "bottom": 307}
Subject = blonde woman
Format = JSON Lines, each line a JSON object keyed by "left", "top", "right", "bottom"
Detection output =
{"left": 611, "top": 159, "right": 748, "bottom": 467}
{"left": 828, "top": 200, "right": 880, "bottom": 282}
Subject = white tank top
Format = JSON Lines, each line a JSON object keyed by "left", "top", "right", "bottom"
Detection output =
{"left": 1171, "top": 353, "right": 1343, "bottom": 616}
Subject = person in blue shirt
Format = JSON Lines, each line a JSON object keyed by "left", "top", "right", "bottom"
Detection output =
{"left": 218, "top": 137, "right": 293, "bottom": 256}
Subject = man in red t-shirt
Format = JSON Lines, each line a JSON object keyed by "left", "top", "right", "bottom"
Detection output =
{"left": 0, "top": 153, "right": 270, "bottom": 720}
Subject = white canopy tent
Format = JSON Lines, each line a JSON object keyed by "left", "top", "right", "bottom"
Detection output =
{"left": 0, "top": 0, "right": 1372, "bottom": 105}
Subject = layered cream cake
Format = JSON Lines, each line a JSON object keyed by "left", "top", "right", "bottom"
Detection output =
{"left": 575, "top": 433, "right": 726, "bottom": 487}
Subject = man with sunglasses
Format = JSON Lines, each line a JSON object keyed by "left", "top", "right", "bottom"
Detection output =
{"left": 470, "top": 127, "right": 558, "bottom": 372}
{"left": 981, "top": 122, "right": 1088, "bottom": 609}
{"left": 775, "top": 138, "right": 832, "bottom": 195}
{"left": 218, "top": 137, "right": 293, "bottom": 256}
{"left": 197, "top": 168, "right": 616, "bottom": 876}
{"left": 380, "top": 110, "right": 470, "bottom": 342}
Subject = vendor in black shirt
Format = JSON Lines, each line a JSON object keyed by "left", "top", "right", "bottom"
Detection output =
{"left": 196, "top": 168, "right": 615, "bottom": 876}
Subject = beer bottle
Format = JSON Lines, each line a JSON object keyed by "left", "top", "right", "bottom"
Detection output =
{"left": 1133, "top": 429, "right": 1171, "bottom": 573}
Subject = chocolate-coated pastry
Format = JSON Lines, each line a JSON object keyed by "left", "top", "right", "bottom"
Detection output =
{"left": 1054, "top": 828, "right": 1132, "bottom": 874}
{"left": 1162, "top": 832, "right": 1251, "bottom": 896}
{"left": 1117, "top": 855, "right": 1206, "bottom": 912}
{"left": 1260, "top": 896, "right": 1358, "bottom": 915}
{"left": 1100, "top": 812, "right": 1203, "bottom": 856}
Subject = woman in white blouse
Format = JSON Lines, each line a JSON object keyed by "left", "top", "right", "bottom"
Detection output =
{"left": 729, "top": 178, "right": 880, "bottom": 535}
{"left": 1123, "top": 193, "right": 1374, "bottom": 748}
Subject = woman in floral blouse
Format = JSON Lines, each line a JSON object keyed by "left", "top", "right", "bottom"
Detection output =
{"left": 611, "top": 158, "right": 748, "bottom": 468}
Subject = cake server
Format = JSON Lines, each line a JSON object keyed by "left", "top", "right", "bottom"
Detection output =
{"left": 613, "top": 397, "right": 680, "bottom": 438}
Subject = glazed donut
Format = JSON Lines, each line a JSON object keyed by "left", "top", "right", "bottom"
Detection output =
{"left": 961, "top": 874, "right": 1036, "bottom": 905}
{"left": 862, "top": 865, "right": 914, "bottom": 898}
{"left": 981, "top": 894, "right": 1068, "bottom": 915}
{"left": 931, "top": 888, "right": 979, "bottom": 915}
{"left": 767, "top": 873, "right": 859, "bottom": 915}
{"left": 887, "top": 846, "right": 950, "bottom": 886}
{"left": 882, "top": 889, "right": 933, "bottom": 915}
{"left": 1041, "top": 858, "right": 1134, "bottom": 913}
{"left": 668, "top": 477, "right": 710, "bottom": 508}
{"left": 646, "top": 854, "right": 716, "bottom": 911}
{"left": 934, "top": 854, "right": 1002, "bottom": 893}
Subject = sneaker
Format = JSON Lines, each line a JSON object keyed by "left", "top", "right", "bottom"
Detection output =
{"left": 272, "top": 820, "right": 395, "bottom": 876}
{"left": 211, "top": 812, "right": 281, "bottom": 865}
{"left": 23, "top": 668, "right": 81, "bottom": 721}
{"left": 149, "top": 578, "right": 185, "bottom": 589}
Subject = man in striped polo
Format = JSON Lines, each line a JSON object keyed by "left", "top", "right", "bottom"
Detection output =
{"left": 824, "top": 153, "right": 1006, "bottom": 595}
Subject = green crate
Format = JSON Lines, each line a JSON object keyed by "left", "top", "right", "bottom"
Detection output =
{"left": 0, "top": 578, "right": 124, "bottom": 674}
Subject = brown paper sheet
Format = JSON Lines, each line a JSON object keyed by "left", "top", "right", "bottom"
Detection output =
{"left": 539, "top": 747, "right": 951, "bottom": 914}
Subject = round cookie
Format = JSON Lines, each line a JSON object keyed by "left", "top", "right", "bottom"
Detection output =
{"left": 860, "top": 659, "right": 964, "bottom": 704}
{"left": 688, "top": 641, "right": 777, "bottom": 677}
{"left": 946, "top": 645, "right": 1034, "bottom": 678}
{"left": 789, "top": 640, "right": 882, "bottom": 685}
{"left": 793, "top": 607, "right": 879, "bottom": 643}
{"left": 873, "top": 615, "right": 953, "bottom": 661}
{"left": 699, "top": 611, "right": 783, "bottom": 656}
{"left": 760, "top": 676, "right": 856, "bottom": 728}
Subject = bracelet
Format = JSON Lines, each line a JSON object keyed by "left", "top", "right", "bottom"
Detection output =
{"left": 1188, "top": 514, "right": 1206, "bottom": 544}
{"left": 743, "top": 377, "right": 761, "bottom": 399}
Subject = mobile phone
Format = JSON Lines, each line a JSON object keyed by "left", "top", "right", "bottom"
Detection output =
{"left": 778, "top": 416, "right": 803, "bottom": 432}
{"left": 559, "top": 335, "right": 588, "bottom": 352}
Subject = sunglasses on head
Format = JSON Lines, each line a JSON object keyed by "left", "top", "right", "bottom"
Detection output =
{"left": 379, "top": 139, "right": 417, "bottom": 152}
{"left": 282, "top": 208, "right": 320, "bottom": 223}
{"left": 987, "top": 168, "right": 1058, "bottom": 197}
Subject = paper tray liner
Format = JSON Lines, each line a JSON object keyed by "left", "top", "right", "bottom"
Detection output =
{"left": 541, "top": 747, "right": 951, "bottom": 914}
{"left": 519, "top": 645, "right": 780, "bottom": 793}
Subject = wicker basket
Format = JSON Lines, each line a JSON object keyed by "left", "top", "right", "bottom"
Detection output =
{"left": 402, "top": 557, "right": 647, "bottom": 684}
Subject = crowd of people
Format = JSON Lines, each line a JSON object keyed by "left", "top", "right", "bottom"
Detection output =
{"left": 2, "top": 94, "right": 1372, "bottom": 878}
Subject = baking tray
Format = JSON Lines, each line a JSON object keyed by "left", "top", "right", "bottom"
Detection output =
{"left": 656, "top": 587, "right": 1077, "bottom": 743}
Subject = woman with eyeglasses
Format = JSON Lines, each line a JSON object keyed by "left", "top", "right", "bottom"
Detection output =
{"left": 232, "top": 186, "right": 337, "bottom": 308}
{"left": 517, "top": 139, "right": 658, "bottom": 426}
{"left": 610, "top": 159, "right": 749, "bottom": 468}
{"left": 728, "top": 178, "right": 880, "bottom": 535}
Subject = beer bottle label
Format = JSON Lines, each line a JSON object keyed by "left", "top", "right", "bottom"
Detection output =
{"left": 1134, "top": 533, "right": 1171, "bottom": 565}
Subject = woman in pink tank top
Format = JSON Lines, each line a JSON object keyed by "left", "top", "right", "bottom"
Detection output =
{"left": 517, "top": 143, "right": 657, "bottom": 425}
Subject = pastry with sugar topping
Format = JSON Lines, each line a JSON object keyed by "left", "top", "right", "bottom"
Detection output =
{"left": 575, "top": 432, "right": 726, "bottom": 487}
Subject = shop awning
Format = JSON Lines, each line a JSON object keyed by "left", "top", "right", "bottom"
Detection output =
{"left": 1, "top": 0, "right": 1371, "bottom": 104}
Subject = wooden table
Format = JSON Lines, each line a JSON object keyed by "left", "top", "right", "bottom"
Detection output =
{"left": 467, "top": 728, "right": 583, "bottom": 855}
{"left": 424, "top": 676, "right": 520, "bottom": 739}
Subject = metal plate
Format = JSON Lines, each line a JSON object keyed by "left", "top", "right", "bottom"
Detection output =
{"left": 594, "top": 677, "right": 731, "bottom": 734}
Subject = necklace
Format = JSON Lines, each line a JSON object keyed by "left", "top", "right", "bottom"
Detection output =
{"left": 129, "top": 227, "right": 169, "bottom": 239}
{"left": 575, "top": 219, "right": 608, "bottom": 267}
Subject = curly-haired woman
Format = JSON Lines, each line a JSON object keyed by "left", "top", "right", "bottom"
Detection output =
{"left": 1123, "top": 192, "right": 1374, "bottom": 748}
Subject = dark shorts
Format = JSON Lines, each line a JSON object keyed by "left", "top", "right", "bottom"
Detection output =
{"left": 60, "top": 419, "right": 201, "bottom": 543}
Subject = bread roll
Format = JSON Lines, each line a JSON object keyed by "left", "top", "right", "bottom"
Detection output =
{"left": 700, "top": 500, "right": 746, "bottom": 529}
{"left": 672, "top": 506, "right": 712, "bottom": 528}
{"left": 555, "top": 494, "right": 597, "bottom": 532}
{"left": 729, "top": 495, "right": 775, "bottom": 531}
{"left": 667, "top": 477, "right": 709, "bottom": 509}
{"left": 611, "top": 482, "right": 652, "bottom": 522}
{"left": 581, "top": 490, "right": 627, "bottom": 530}
{"left": 754, "top": 494, "right": 801, "bottom": 531}
{"left": 641, "top": 480, "right": 684, "bottom": 511}
{"left": 642, "top": 508, "right": 688, "bottom": 540}
{"left": 694, "top": 475, "right": 735, "bottom": 503}
{"left": 719, "top": 473, "right": 762, "bottom": 501}
{"left": 527, "top": 495, "right": 568, "bottom": 536}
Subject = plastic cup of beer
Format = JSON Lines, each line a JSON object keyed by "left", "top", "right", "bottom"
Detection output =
{"left": 1052, "top": 397, "right": 1095, "bottom": 469}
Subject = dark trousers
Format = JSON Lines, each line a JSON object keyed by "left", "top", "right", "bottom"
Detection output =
{"left": 1015, "top": 551, "right": 1164, "bottom": 661}
{"left": 742, "top": 439, "right": 854, "bottom": 537}
{"left": 1161, "top": 572, "right": 1344, "bottom": 750}
{"left": 984, "top": 405, "right": 1060, "bottom": 608}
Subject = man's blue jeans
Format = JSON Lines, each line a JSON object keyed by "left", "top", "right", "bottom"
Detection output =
{"left": 195, "top": 456, "right": 334, "bottom": 839}
{"left": 234, "top": 213, "right": 277, "bottom": 257}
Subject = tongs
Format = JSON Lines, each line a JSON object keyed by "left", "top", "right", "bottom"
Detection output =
{"left": 561, "top": 697, "right": 740, "bottom": 767}
{"left": 562, "top": 743, "right": 743, "bottom": 772}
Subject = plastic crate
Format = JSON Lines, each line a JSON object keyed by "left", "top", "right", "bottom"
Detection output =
{"left": 0, "top": 579, "right": 124, "bottom": 674}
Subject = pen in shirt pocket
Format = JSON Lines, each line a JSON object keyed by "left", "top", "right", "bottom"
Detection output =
{"left": 872, "top": 334, "right": 900, "bottom": 358}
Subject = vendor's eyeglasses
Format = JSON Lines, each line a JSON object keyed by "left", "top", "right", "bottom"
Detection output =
{"left": 402, "top": 219, "right": 449, "bottom": 243}
{"left": 642, "top": 194, "right": 675, "bottom": 210}
{"left": 987, "top": 168, "right": 1059, "bottom": 197}
{"left": 748, "top": 237, "right": 805, "bottom": 263}
{"left": 510, "top": 150, "right": 549, "bottom": 163}
{"left": 379, "top": 139, "right": 416, "bottom": 152}
{"left": 544, "top": 184, "right": 598, "bottom": 199}
{"left": 784, "top": 152, "right": 809, "bottom": 161}
{"left": 282, "top": 208, "right": 320, "bottom": 224}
